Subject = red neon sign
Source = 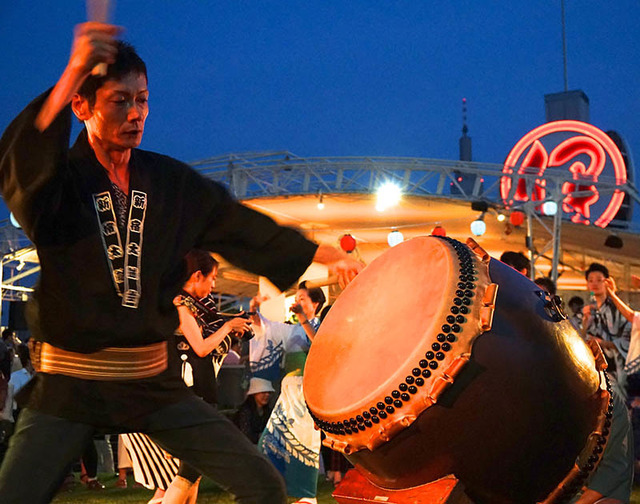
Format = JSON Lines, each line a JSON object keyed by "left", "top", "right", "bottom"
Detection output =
{"left": 500, "top": 120, "right": 627, "bottom": 228}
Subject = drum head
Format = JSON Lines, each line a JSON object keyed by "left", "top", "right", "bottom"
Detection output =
{"left": 306, "top": 237, "right": 450, "bottom": 412}
{"left": 304, "top": 236, "right": 492, "bottom": 452}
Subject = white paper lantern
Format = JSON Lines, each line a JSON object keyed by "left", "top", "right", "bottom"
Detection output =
{"left": 470, "top": 218, "right": 486, "bottom": 236}
{"left": 387, "top": 230, "right": 404, "bottom": 247}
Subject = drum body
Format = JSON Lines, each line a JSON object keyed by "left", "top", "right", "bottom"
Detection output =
{"left": 304, "top": 237, "right": 610, "bottom": 504}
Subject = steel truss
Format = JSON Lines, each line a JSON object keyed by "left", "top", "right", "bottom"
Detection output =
{"left": 193, "top": 151, "right": 638, "bottom": 208}
{"left": 193, "top": 151, "right": 640, "bottom": 283}
{"left": 1, "top": 152, "right": 638, "bottom": 306}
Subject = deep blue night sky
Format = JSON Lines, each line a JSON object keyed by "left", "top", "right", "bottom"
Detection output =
{"left": 0, "top": 1, "right": 638, "bottom": 220}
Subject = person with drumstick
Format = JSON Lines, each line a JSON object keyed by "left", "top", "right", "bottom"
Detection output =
{"left": 249, "top": 282, "right": 325, "bottom": 504}
{"left": 0, "top": 19, "right": 362, "bottom": 503}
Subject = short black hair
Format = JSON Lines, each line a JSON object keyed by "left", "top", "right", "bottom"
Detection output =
{"left": 500, "top": 251, "right": 530, "bottom": 276}
{"left": 568, "top": 296, "right": 584, "bottom": 309}
{"left": 298, "top": 281, "right": 326, "bottom": 315}
{"left": 185, "top": 250, "right": 218, "bottom": 278}
{"left": 1, "top": 329, "right": 13, "bottom": 341}
{"left": 77, "top": 41, "right": 147, "bottom": 106}
{"left": 585, "top": 263, "right": 609, "bottom": 280}
{"left": 534, "top": 277, "right": 557, "bottom": 296}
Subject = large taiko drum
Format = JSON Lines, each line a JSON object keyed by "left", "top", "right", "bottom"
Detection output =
{"left": 303, "top": 236, "right": 612, "bottom": 504}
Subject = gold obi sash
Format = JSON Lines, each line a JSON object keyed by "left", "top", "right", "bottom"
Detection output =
{"left": 29, "top": 340, "right": 168, "bottom": 381}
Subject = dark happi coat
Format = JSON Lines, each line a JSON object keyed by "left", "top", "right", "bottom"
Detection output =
{"left": 0, "top": 91, "right": 317, "bottom": 429}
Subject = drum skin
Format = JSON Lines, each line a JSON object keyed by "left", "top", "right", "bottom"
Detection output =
{"left": 304, "top": 237, "right": 605, "bottom": 504}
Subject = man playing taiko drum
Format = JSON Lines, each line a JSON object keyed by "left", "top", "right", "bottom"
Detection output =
{"left": 0, "top": 21, "right": 361, "bottom": 504}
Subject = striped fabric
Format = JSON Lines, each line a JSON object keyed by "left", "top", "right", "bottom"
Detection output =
{"left": 30, "top": 341, "right": 167, "bottom": 381}
{"left": 120, "top": 433, "right": 180, "bottom": 490}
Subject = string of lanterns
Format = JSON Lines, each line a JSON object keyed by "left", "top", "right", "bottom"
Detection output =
{"left": 324, "top": 182, "right": 534, "bottom": 247}
{"left": 338, "top": 208, "right": 529, "bottom": 252}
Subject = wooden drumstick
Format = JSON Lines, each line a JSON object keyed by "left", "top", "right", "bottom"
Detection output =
{"left": 86, "top": 0, "right": 113, "bottom": 76}
{"left": 34, "top": 1, "right": 115, "bottom": 132}
{"left": 303, "top": 276, "right": 339, "bottom": 289}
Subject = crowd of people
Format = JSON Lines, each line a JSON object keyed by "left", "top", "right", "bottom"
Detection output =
{"left": 3, "top": 245, "right": 638, "bottom": 504}
{"left": 4, "top": 248, "right": 636, "bottom": 504}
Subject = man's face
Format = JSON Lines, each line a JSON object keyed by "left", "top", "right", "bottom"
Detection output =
{"left": 84, "top": 72, "right": 149, "bottom": 151}
{"left": 587, "top": 271, "right": 607, "bottom": 296}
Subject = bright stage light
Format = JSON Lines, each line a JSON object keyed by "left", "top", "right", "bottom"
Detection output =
{"left": 496, "top": 212, "right": 506, "bottom": 222}
{"left": 376, "top": 182, "right": 402, "bottom": 211}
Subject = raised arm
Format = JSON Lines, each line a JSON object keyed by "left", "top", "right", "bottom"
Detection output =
{"left": 0, "top": 22, "right": 120, "bottom": 236}
{"left": 605, "top": 277, "right": 635, "bottom": 324}
{"left": 249, "top": 295, "right": 269, "bottom": 328}
{"left": 35, "top": 22, "right": 120, "bottom": 131}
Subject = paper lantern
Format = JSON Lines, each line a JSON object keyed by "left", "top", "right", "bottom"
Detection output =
{"left": 431, "top": 225, "right": 446, "bottom": 237}
{"left": 510, "top": 211, "right": 525, "bottom": 227}
{"left": 387, "top": 230, "right": 404, "bottom": 247}
{"left": 470, "top": 219, "right": 486, "bottom": 236}
{"left": 340, "top": 234, "right": 357, "bottom": 253}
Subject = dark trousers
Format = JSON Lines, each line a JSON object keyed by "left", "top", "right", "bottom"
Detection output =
{"left": 0, "top": 401, "right": 286, "bottom": 504}
{"left": 82, "top": 438, "right": 98, "bottom": 478}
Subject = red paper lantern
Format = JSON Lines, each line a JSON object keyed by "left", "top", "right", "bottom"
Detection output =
{"left": 340, "top": 234, "right": 357, "bottom": 253}
{"left": 510, "top": 211, "right": 525, "bottom": 227}
{"left": 431, "top": 225, "right": 446, "bottom": 237}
